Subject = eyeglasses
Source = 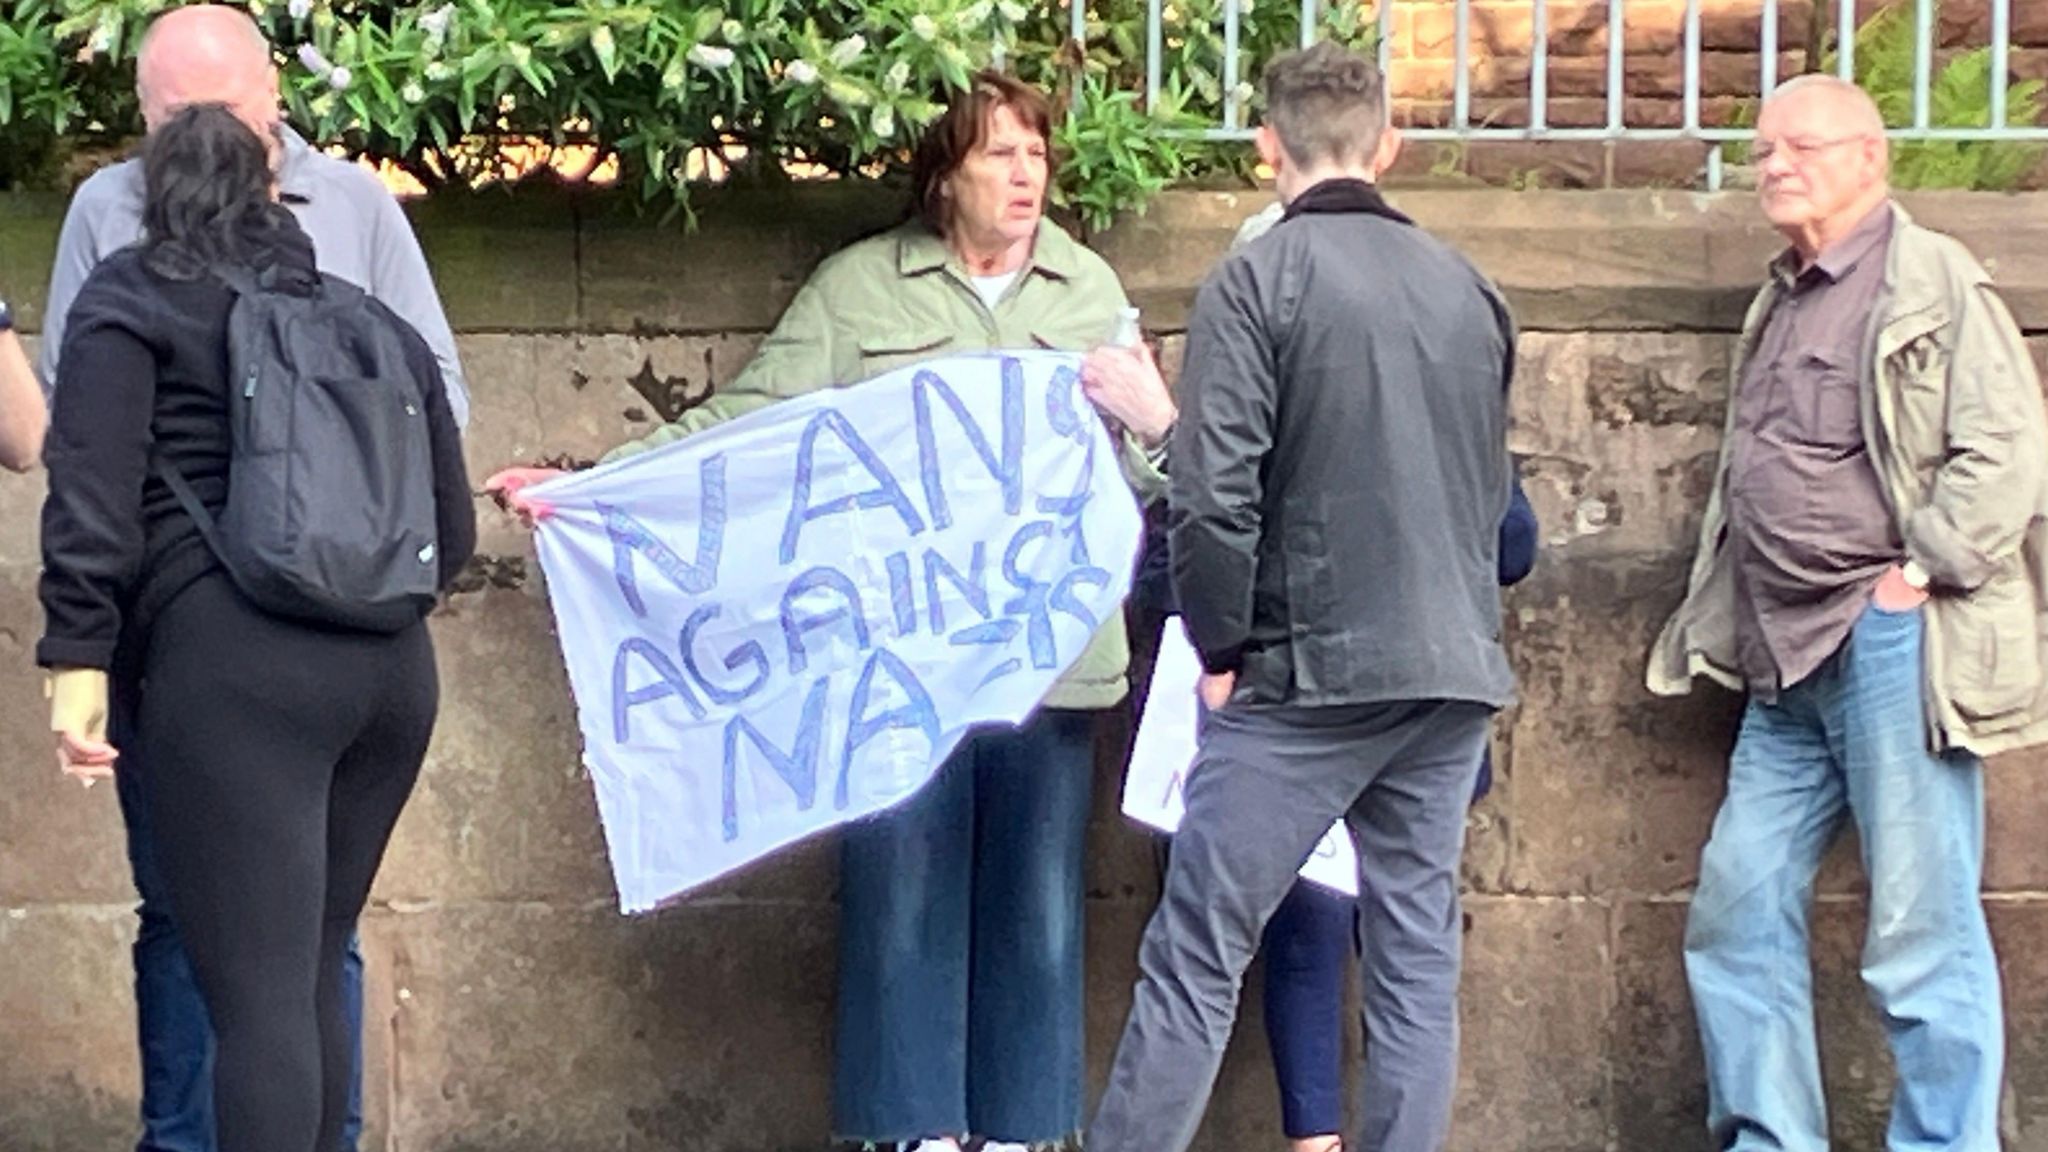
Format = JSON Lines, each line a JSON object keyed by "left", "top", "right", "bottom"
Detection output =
{"left": 1751, "top": 135, "right": 1870, "bottom": 166}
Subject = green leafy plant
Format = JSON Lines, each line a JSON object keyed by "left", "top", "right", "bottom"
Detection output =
{"left": 1727, "top": 0, "right": 2045, "bottom": 187}
{"left": 1828, "top": 1, "right": 2047, "bottom": 189}
{"left": 0, "top": 0, "right": 1376, "bottom": 225}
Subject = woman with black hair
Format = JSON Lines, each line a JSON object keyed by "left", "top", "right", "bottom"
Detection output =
{"left": 38, "top": 102, "right": 473, "bottom": 1152}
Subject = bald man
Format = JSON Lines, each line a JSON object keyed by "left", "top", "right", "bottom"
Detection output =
{"left": 1650, "top": 74, "right": 2048, "bottom": 1152}
{"left": 42, "top": 5, "right": 467, "bottom": 427}
{"left": 38, "top": 9, "right": 467, "bottom": 1152}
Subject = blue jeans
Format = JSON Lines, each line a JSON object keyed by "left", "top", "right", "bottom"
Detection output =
{"left": 1684, "top": 605, "right": 2003, "bottom": 1152}
{"left": 833, "top": 708, "right": 1096, "bottom": 1145}
{"left": 111, "top": 684, "right": 366, "bottom": 1152}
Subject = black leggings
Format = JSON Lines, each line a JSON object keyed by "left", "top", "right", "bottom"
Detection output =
{"left": 135, "top": 573, "right": 438, "bottom": 1152}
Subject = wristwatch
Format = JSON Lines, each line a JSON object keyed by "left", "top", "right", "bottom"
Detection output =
{"left": 0, "top": 299, "right": 13, "bottom": 333}
{"left": 1902, "top": 559, "right": 1931, "bottom": 591}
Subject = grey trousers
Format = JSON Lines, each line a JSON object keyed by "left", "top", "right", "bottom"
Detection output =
{"left": 1089, "top": 699, "right": 1493, "bottom": 1152}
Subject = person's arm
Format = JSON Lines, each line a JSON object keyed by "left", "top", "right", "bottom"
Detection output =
{"left": 366, "top": 188, "right": 470, "bottom": 431}
{"left": 39, "top": 174, "right": 130, "bottom": 392}
{"left": 1903, "top": 279, "right": 2048, "bottom": 592}
{"left": 600, "top": 276, "right": 840, "bottom": 464}
{"left": 37, "top": 285, "right": 157, "bottom": 672}
{"left": 409, "top": 333, "right": 477, "bottom": 588}
{"left": 1498, "top": 467, "right": 1537, "bottom": 587}
{"left": 0, "top": 321, "right": 48, "bottom": 471}
{"left": 1167, "top": 259, "right": 1276, "bottom": 677}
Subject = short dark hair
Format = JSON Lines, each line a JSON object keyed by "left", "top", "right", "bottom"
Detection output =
{"left": 1260, "top": 40, "right": 1387, "bottom": 170}
{"left": 909, "top": 70, "right": 1054, "bottom": 235}
{"left": 139, "top": 103, "right": 294, "bottom": 280}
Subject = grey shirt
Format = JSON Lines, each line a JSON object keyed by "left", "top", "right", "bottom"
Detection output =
{"left": 40, "top": 127, "right": 468, "bottom": 430}
{"left": 1727, "top": 203, "right": 1901, "bottom": 695}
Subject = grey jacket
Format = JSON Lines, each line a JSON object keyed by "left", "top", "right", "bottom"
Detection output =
{"left": 41, "top": 128, "right": 469, "bottom": 429}
{"left": 1169, "top": 179, "right": 1517, "bottom": 709}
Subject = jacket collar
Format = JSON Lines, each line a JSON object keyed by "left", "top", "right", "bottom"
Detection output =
{"left": 275, "top": 126, "right": 320, "bottom": 205}
{"left": 895, "top": 217, "right": 1083, "bottom": 281}
{"left": 1279, "top": 178, "right": 1414, "bottom": 227}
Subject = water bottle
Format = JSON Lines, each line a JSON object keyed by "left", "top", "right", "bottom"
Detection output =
{"left": 1109, "top": 305, "right": 1142, "bottom": 349}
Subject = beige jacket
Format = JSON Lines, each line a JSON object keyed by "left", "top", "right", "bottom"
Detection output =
{"left": 1648, "top": 204, "right": 2048, "bottom": 756}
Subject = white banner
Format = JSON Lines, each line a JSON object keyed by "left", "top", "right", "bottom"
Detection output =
{"left": 1123, "top": 617, "right": 1359, "bottom": 895}
{"left": 529, "top": 352, "right": 1145, "bottom": 911}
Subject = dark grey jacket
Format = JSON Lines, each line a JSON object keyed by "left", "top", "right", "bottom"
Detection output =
{"left": 1167, "top": 179, "right": 1516, "bottom": 709}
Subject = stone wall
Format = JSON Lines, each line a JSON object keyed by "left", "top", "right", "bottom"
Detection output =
{"left": 6, "top": 186, "right": 2048, "bottom": 1151}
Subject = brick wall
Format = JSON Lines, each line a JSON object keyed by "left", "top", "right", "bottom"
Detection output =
{"left": 1374, "top": 0, "right": 2048, "bottom": 187}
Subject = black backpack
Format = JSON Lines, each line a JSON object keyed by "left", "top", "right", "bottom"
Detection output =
{"left": 156, "top": 264, "right": 443, "bottom": 633}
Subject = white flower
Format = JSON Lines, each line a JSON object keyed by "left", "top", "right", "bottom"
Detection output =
{"left": 872, "top": 105, "right": 896, "bottom": 139}
{"left": 722, "top": 19, "right": 744, "bottom": 43}
{"left": 425, "top": 60, "right": 454, "bottom": 81}
{"left": 418, "top": 4, "right": 455, "bottom": 41}
{"left": 998, "top": 0, "right": 1027, "bottom": 22}
{"left": 828, "top": 34, "right": 865, "bottom": 66}
{"left": 327, "top": 65, "right": 352, "bottom": 91}
{"left": 86, "top": 14, "right": 117, "bottom": 56}
{"left": 688, "top": 43, "right": 736, "bottom": 70}
{"left": 401, "top": 81, "right": 426, "bottom": 103}
{"left": 1230, "top": 80, "right": 1254, "bottom": 107}
{"left": 959, "top": 0, "right": 993, "bottom": 30}
{"left": 785, "top": 58, "right": 820, "bottom": 85}
{"left": 911, "top": 13, "right": 938, "bottom": 41}
{"left": 297, "top": 43, "right": 334, "bottom": 75}
{"left": 288, "top": 0, "right": 314, "bottom": 20}
{"left": 886, "top": 60, "right": 911, "bottom": 91}
{"left": 663, "top": 63, "right": 686, "bottom": 90}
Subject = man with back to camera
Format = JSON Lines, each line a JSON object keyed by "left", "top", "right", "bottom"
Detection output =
{"left": 1088, "top": 39, "right": 1518, "bottom": 1152}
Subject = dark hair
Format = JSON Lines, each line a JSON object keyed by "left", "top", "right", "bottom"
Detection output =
{"left": 909, "top": 70, "right": 1054, "bottom": 235}
{"left": 1261, "top": 41, "right": 1387, "bottom": 170}
{"left": 140, "top": 103, "right": 295, "bottom": 280}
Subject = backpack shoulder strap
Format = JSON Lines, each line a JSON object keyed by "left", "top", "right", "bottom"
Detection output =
{"left": 151, "top": 451, "right": 230, "bottom": 563}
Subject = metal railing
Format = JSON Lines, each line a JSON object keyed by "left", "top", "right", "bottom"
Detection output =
{"left": 1116, "top": 0, "right": 2048, "bottom": 189}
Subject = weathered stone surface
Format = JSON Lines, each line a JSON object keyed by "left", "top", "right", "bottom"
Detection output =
{"left": 364, "top": 903, "right": 838, "bottom": 1152}
{"left": 1451, "top": 896, "right": 1614, "bottom": 1152}
{"left": 1502, "top": 559, "right": 1743, "bottom": 896}
{"left": 0, "top": 908, "right": 141, "bottom": 1152}
{"left": 577, "top": 183, "right": 905, "bottom": 335}
{"left": 1511, "top": 332, "right": 1733, "bottom": 560}
{"left": 1611, "top": 899, "right": 1710, "bottom": 1152}
{"left": 373, "top": 588, "right": 612, "bottom": 907}
{"left": 405, "top": 191, "right": 580, "bottom": 332}
{"left": 0, "top": 557, "right": 134, "bottom": 908}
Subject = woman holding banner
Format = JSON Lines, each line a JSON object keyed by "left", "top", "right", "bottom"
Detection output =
{"left": 488, "top": 70, "right": 1174, "bottom": 1152}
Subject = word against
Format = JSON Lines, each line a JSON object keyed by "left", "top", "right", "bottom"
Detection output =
{"left": 531, "top": 352, "right": 1144, "bottom": 912}
{"left": 1123, "top": 618, "right": 1359, "bottom": 895}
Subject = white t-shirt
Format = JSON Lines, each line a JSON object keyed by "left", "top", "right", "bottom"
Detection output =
{"left": 972, "top": 270, "right": 1021, "bottom": 310}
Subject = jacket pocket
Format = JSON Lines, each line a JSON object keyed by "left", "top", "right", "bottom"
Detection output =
{"left": 1882, "top": 328, "right": 1953, "bottom": 476}
{"left": 856, "top": 332, "right": 955, "bottom": 379}
{"left": 1939, "top": 569, "right": 2040, "bottom": 729}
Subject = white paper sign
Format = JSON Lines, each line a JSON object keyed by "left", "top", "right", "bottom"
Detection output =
{"left": 1122, "top": 617, "right": 1359, "bottom": 895}
{"left": 529, "top": 352, "right": 1144, "bottom": 912}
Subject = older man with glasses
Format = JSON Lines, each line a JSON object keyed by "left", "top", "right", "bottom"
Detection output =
{"left": 1650, "top": 73, "right": 2048, "bottom": 1152}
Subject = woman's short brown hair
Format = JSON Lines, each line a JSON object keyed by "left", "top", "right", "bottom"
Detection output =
{"left": 909, "top": 70, "right": 1054, "bottom": 236}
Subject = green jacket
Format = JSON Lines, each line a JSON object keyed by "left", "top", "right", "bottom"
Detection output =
{"left": 1648, "top": 205, "right": 2048, "bottom": 756}
{"left": 604, "top": 218, "right": 1164, "bottom": 710}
